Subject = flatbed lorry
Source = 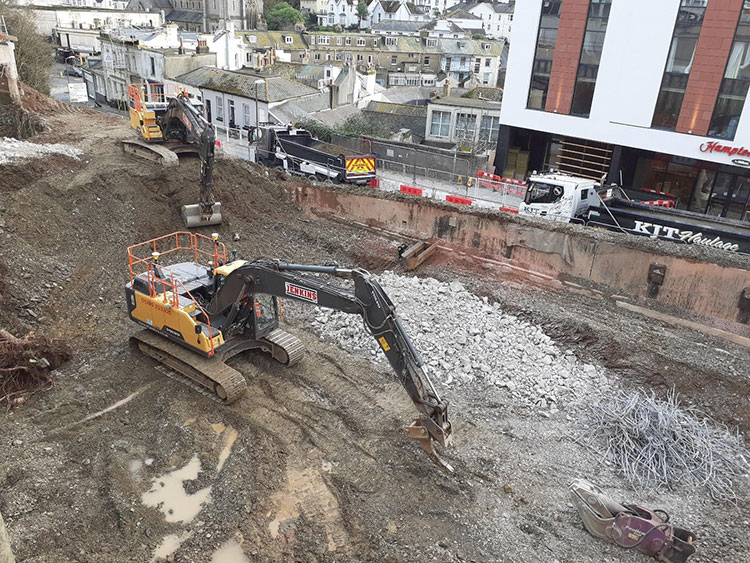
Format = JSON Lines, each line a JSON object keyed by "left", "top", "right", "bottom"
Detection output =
{"left": 519, "top": 172, "right": 750, "bottom": 254}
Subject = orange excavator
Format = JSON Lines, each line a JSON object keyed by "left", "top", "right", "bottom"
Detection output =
{"left": 126, "top": 231, "right": 453, "bottom": 469}
{"left": 123, "top": 83, "right": 221, "bottom": 227}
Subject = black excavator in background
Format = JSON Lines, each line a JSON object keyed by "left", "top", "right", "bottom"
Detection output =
{"left": 124, "top": 84, "right": 222, "bottom": 228}
{"left": 126, "top": 232, "right": 452, "bottom": 469}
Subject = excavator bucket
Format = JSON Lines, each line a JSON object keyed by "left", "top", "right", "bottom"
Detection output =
{"left": 181, "top": 202, "right": 223, "bottom": 228}
{"left": 405, "top": 419, "right": 454, "bottom": 472}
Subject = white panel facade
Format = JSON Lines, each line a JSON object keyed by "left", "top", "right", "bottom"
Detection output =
{"left": 500, "top": 0, "right": 750, "bottom": 167}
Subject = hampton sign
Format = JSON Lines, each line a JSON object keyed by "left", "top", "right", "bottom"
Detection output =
{"left": 699, "top": 141, "right": 750, "bottom": 167}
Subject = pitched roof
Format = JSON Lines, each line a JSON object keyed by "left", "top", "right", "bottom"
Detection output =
{"left": 445, "top": 9, "right": 480, "bottom": 19}
{"left": 174, "top": 67, "right": 318, "bottom": 102}
{"left": 404, "top": 2, "right": 425, "bottom": 14}
{"left": 371, "top": 20, "right": 425, "bottom": 32}
{"left": 240, "top": 31, "right": 308, "bottom": 50}
{"left": 364, "top": 100, "right": 428, "bottom": 117}
{"left": 379, "top": 0, "right": 401, "bottom": 13}
{"left": 429, "top": 95, "right": 501, "bottom": 110}
{"left": 492, "top": 1, "right": 514, "bottom": 14}
{"left": 419, "top": 20, "right": 467, "bottom": 33}
{"left": 167, "top": 10, "right": 202, "bottom": 24}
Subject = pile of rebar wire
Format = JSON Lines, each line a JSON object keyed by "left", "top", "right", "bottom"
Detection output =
{"left": 577, "top": 389, "right": 749, "bottom": 503}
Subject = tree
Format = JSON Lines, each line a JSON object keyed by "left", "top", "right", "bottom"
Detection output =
{"left": 265, "top": 2, "right": 303, "bottom": 30}
{"left": 0, "top": 0, "right": 52, "bottom": 95}
{"left": 356, "top": 0, "right": 368, "bottom": 26}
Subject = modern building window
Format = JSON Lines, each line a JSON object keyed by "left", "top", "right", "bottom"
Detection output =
{"left": 430, "top": 110, "right": 451, "bottom": 137}
{"left": 652, "top": 0, "right": 707, "bottom": 130}
{"left": 357, "top": 38, "right": 366, "bottom": 46}
{"left": 570, "top": 0, "right": 611, "bottom": 117}
{"left": 243, "top": 103, "right": 250, "bottom": 126}
{"left": 391, "top": 55, "right": 398, "bottom": 65}
{"left": 480, "top": 115, "right": 500, "bottom": 142}
{"left": 424, "top": 56, "right": 430, "bottom": 65}
{"left": 527, "top": 0, "right": 563, "bottom": 110}
{"left": 708, "top": 6, "right": 750, "bottom": 139}
{"left": 454, "top": 112, "right": 476, "bottom": 140}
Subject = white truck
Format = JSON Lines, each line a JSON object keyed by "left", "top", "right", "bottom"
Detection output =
{"left": 518, "top": 172, "right": 600, "bottom": 222}
{"left": 517, "top": 172, "right": 750, "bottom": 254}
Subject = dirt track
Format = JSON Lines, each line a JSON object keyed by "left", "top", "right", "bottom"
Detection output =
{"left": 0, "top": 106, "right": 748, "bottom": 562}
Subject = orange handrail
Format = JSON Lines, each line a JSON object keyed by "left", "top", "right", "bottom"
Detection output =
{"left": 127, "top": 231, "right": 227, "bottom": 285}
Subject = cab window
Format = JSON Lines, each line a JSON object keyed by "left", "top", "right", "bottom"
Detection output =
{"left": 524, "top": 182, "right": 565, "bottom": 205}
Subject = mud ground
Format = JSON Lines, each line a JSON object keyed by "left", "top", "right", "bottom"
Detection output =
{"left": 0, "top": 106, "right": 748, "bottom": 563}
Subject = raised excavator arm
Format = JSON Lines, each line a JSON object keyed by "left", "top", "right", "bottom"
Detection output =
{"left": 205, "top": 259, "right": 453, "bottom": 469}
{"left": 160, "top": 92, "right": 221, "bottom": 228}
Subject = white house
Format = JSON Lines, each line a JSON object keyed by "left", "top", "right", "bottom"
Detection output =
{"left": 446, "top": 0, "right": 513, "bottom": 40}
{"left": 419, "top": 18, "right": 472, "bottom": 39}
{"left": 443, "top": 9, "right": 483, "bottom": 35}
{"left": 321, "top": 0, "right": 362, "bottom": 28}
{"left": 203, "top": 22, "right": 245, "bottom": 70}
{"left": 366, "top": 1, "right": 430, "bottom": 29}
{"left": 173, "top": 66, "right": 320, "bottom": 130}
{"left": 34, "top": 6, "right": 162, "bottom": 49}
{"left": 301, "top": 0, "right": 328, "bottom": 16}
{"left": 425, "top": 95, "right": 502, "bottom": 151}
{"left": 94, "top": 25, "right": 216, "bottom": 104}
{"left": 412, "top": 0, "right": 448, "bottom": 18}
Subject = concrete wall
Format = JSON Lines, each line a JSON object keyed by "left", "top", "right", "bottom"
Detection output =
{"left": 0, "top": 40, "right": 20, "bottom": 105}
{"left": 286, "top": 185, "right": 750, "bottom": 334}
{"left": 0, "top": 511, "right": 15, "bottom": 563}
{"left": 163, "top": 53, "right": 216, "bottom": 80}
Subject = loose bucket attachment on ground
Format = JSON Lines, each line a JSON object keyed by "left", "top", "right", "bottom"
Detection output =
{"left": 181, "top": 202, "right": 222, "bottom": 228}
{"left": 120, "top": 139, "right": 179, "bottom": 167}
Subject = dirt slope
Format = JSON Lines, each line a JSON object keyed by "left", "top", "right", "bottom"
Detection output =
{"left": 0, "top": 108, "right": 748, "bottom": 563}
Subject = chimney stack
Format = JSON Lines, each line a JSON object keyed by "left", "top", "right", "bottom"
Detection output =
{"left": 196, "top": 39, "right": 209, "bottom": 54}
{"left": 443, "top": 78, "right": 451, "bottom": 98}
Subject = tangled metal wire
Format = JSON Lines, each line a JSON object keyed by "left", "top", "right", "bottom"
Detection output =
{"left": 576, "top": 389, "right": 749, "bottom": 503}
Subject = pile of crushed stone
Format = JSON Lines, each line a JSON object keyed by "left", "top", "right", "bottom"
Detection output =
{"left": 0, "top": 137, "right": 82, "bottom": 165}
{"left": 309, "top": 272, "right": 610, "bottom": 411}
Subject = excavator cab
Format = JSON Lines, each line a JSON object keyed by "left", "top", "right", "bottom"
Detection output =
{"left": 251, "top": 294, "right": 279, "bottom": 338}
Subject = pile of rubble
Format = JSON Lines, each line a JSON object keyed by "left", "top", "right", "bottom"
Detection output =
{"left": 310, "top": 272, "right": 609, "bottom": 410}
{"left": 0, "top": 137, "right": 81, "bottom": 165}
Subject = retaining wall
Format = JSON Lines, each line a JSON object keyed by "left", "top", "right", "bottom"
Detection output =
{"left": 0, "top": 511, "right": 15, "bottom": 563}
{"left": 287, "top": 185, "right": 750, "bottom": 335}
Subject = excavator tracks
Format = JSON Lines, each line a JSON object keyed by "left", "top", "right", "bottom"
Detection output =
{"left": 131, "top": 329, "right": 247, "bottom": 404}
{"left": 264, "top": 329, "right": 305, "bottom": 366}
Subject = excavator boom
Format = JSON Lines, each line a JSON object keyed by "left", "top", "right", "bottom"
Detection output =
{"left": 160, "top": 93, "right": 221, "bottom": 227}
{"left": 126, "top": 232, "right": 452, "bottom": 469}
{"left": 206, "top": 259, "right": 452, "bottom": 465}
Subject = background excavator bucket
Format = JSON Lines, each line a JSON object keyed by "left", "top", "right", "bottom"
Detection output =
{"left": 181, "top": 202, "right": 223, "bottom": 228}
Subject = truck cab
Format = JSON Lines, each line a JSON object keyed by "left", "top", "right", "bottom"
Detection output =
{"left": 518, "top": 173, "right": 601, "bottom": 222}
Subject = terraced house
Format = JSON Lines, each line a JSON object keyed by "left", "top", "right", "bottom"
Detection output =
{"left": 304, "top": 31, "right": 504, "bottom": 87}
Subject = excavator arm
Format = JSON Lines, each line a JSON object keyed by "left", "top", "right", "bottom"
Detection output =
{"left": 160, "top": 93, "right": 217, "bottom": 224}
{"left": 206, "top": 260, "right": 453, "bottom": 469}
